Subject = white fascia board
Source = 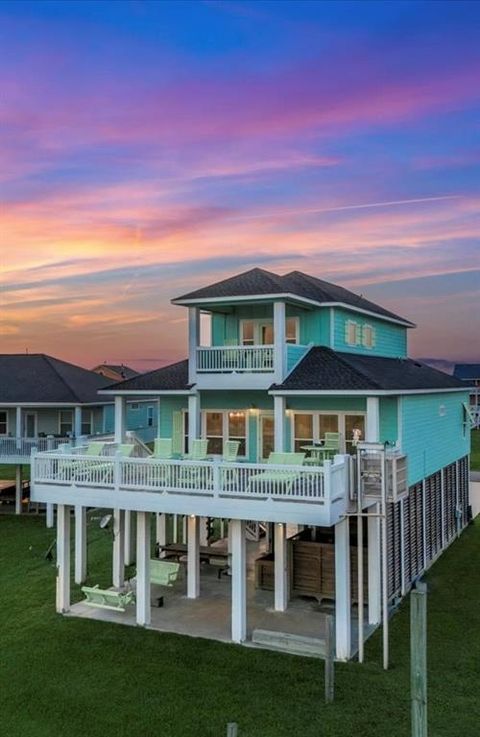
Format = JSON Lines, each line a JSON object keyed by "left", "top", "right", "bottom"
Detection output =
{"left": 172, "top": 294, "right": 414, "bottom": 328}
{"left": 98, "top": 389, "right": 194, "bottom": 396}
{"left": 269, "top": 388, "right": 469, "bottom": 397}
{"left": 0, "top": 401, "right": 111, "bottom": 408}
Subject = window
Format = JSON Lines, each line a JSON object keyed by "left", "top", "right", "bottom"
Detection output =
{"left": 183, "top": 411, "right": 189, "bottom": 455}
{"left": 203, "top": 410, "right": 247, "bottom": 456}
{"left": 293, "top": 413, "right": 313, "bottom": 452}
{"left": 59, "top": 410, "right": 73, "bottom": 436}
{"left": 319, "top": 414, "right": 339, "bottom": 435}
{"left": 228, "top": 411, "right": 246, "bottom": 456}
{"left": 81, "top": 410, "right": 92, "bottom": 436}
{"left": 241, "top": 321, "right": 255, "bottom": 346}
{"left": 260, "top": 323, "right": 274, "bottom": 345}
{"left": 345, "top": 320, "right": 361, "bottom": 346}
{"left": 362, "top": 324, "right": 376, "bottom": 349}
{"left": 0, "top": 410, "right": 7, "bottom": 435}
{"left": 130, "top": 403, "right": 140, "bottom": 411}
{"left": 286, "top": 317, "right": 299, "bottom": 344}
{"left": 147, "top": 406, "right": 154, "bottom": 427}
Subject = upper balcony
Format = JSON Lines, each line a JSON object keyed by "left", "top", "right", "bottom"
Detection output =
{"left": 31, "top": 447, "right": 352, "bottom": 527}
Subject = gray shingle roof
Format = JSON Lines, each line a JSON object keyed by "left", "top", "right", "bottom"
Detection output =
{"left": 102, "top": 360, "right": 190, "bottom": 392}
{"left": 0, "top": 354, "right": 111, "bottom": 404}
{"left": 173, "top": 267, "right": 414, "bottom": 326}
{"left": 93, "top": 364, "right": 139, "bottom": 380}
{"left": 454, "top": 364, "right": 480, "bottom": 381}
{"left": 272, "top": 347, "right": 467, "bottom": 392}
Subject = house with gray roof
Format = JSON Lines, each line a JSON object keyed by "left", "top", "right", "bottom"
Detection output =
{"left": 31, "top": 268, "right": 473, "bottom": 663}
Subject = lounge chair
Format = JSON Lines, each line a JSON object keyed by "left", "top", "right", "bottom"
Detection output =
{"left": 58, "top": 441, "right": 106, "bottom": 479}
{"left": 183, "top": 439, "right": 208, "bottom": 460}
{"left": 223, "top": 440, "right": 240, "bottom": 462}
{"left": 246, "top": 452, "right": 305, "bottom": 497}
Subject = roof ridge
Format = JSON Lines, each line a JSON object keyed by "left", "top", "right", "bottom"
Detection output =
{"left": 42, "top": 354, "right": 84, "bottom": 403}
{"left": 103, "top": 358, "right": 188, "bottom": 390}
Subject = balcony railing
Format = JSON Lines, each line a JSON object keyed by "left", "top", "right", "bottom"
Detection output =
{"left": 196, "top": 346, "right": 274, "bottom": 373}
{"left": 33, "top": 452, "right": 349, "bottom": 503}
{"left": 0, "top": 436, "right": 65, "bottom": 461}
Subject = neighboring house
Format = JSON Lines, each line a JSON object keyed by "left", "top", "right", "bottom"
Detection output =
{"left": 0, "top": 354, "right": 112, "bottom": 513}
{"left": 92, "top": 364, "right": 158, "bottom": 442}
{"left": 454, "top": 364, "right": 480, "bottom": 424}
{"left": 32, "top": 268, "right": 473, "bottom": 661}
{"left": 92, "top": 363, "right": 139, "bottom": 382}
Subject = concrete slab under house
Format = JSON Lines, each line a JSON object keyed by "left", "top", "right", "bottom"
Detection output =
{"left": 30, "top": 268, "right": 474, "bottom": 662}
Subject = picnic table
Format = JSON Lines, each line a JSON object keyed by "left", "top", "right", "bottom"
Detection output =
{"left": 158, "top": 543, "right": 229, "bottom": 577}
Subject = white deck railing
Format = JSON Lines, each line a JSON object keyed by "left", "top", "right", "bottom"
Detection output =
{"left": 0, "top": 436, "right": 65, "bottom": 460}
{"left": 32, "top": 452, "right": 349, "bottom": 505}
{"left": 196, "top": 346, "right": 274, "bottom": 373}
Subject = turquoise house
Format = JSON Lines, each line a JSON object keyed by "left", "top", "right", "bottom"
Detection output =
{"left": 32, "top": 268, "right": 472, "bottom": 662}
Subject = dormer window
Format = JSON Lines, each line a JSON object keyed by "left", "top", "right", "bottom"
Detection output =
{"left": 362, "top": 324, "right": 376, "bottom": 349}
{"left": 345, "top": 320, "right": 361, "bottom": 346}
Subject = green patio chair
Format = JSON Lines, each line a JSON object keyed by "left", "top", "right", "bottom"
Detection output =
{"left": 246, "top": 452, "right": 305, "bottom": 497}
{"left": 148, "top": 438, "right": 173, "bottom": 487}
{"left": 58, "top": 441, "right": 107, "bottom": 479}
{"left": 180, "top": 439, "right": 210, "bottom": 488}
{"left": 183, "top": 439, "right": 208, "bottom": 460}
{"left": 152, "top": 437, "right": 173, "bottom": 459}
{"left": 223, "top": 440, "right": 240, "bottom": 462}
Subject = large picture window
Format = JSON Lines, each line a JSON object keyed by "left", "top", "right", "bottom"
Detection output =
{"left": 293, "top": 413, "right": 313, "bottom": 452}
{"left": 240, "top": 317, "right": 299, "bottom": 346}
{"left": 292, "top": 412, "right": 365, "bottom": 454}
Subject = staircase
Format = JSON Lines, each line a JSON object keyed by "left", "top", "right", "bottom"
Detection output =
{"left": 245, "top": 521, "right": 267, "bottom": 542}
{"left": 251, "top": 629, "right": 327, "bottom": 658}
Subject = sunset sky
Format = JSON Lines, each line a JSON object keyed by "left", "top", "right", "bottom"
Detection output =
{"left": 1, "top": 0, "right": 479, "bottom": 371}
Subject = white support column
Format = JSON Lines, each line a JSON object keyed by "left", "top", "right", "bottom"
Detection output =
{"left": 74, "top": 505, "right": 87, "bottom": 584}
{"left": 187, "top": 514, "right": 200, "bottom": 599}
{"left": 114, "top": 395, "right": 127, "bottom": 444}
{"left": 199, "top": 517, "right": 209, "bottom": 546}
{"left": 136, "top": 511, "right": 151, "bottom": 626}
{"left": 156, "top": 513, "right": 167, "bottom": 555}
{"left": 274, "top": 522, "right": 288, "bottom": 612}
{"left": 188, "top": 306, "right": 200, "bottom": 384}
{"left": 46, "top": 503, "right": 55, "bottom": 528}
{"left": 188, "top": 393, "right": 201, "bottom": 446}
{"left": 335, "top": 517, "right": 351, "bottom": 660}
{"left": 367, "top": 503, "right": 381, "bottom": 625}
{"left": 366, "top": 397, "right": 380, "bottom": 442}
{"left": 15, "top": 464, "right": 22, "bottom": 515}
{"left": 15, "top": 406, "right": 22, "bottom": 448}
{"left": 73, "top": 405, "right": 82, "bottom": 441}
{"left": 273, "top": 395, "right": 286, "bottom": 452}
{"left": 124, "top": 511, "right": 135, "bottom": 566}
{"left": 56, "top": 504, "right": 71, "bottom": 613}
{"left": 273, "top": 301, "right": 286, "bottom": 383}
{"left": 112, "top": 509, "right": 125, "bottom": 589}
{"left": 156, "top": 398, "right": 162, "bottom": 439}
{"left": 230, "top": 518, "right": 247, "bottom": 643}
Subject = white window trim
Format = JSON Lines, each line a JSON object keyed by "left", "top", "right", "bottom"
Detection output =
{"left": 58, "top": 409, "right": 73, "bottom": 436}
{"left": 362, "top": 323, "right": 376, "bottom": 349}
{"left": 239, "top": 317, "right": 299, "bottom": 346}
{"left": 0, "top": 409, "right": 8, "bottom": 436}
{"left": 290, "top": 410, "right": 366, "bottom": 453}
{"left": 201, "top": 409, "right": 249, "bottom": 457}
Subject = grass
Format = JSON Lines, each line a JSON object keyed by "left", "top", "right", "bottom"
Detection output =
{"left": 0, "top": 515, "right": 479, "bottom": 737}
{"left": 471, "top": 430, "right": 480, "bottom": 471}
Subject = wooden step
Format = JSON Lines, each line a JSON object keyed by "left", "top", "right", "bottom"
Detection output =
{"left": 251, "top": 628, "right": 326, "bottom": 658}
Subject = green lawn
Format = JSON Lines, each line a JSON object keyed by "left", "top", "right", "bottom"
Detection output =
{"left": 471, "top": 430, "right": 480, "bottom": 471}
{"left": 0, "top": 515, "right": 479, "bottom": 737}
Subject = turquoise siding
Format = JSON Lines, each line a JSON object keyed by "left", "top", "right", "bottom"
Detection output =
{"left": 379, "top": 397, "right": 398, "bottom": 445}
{"left": 286, "top": 344, "right": 310, "bottom": 372}
{"left": 333, "top": 307, "right": 407, "bottom": 358}
{"left": 103, "top": 401, "right": 158, "bottom": 442}
{"left": 401, "top": 392, "right": 470, "bottom": 485}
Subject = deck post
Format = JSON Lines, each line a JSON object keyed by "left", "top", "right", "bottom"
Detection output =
{"left": 200, "top": 517, "right": 209, "bottom": 546}
{"left": 274, "top": 522, "right": 288, "bottom": 611}
{"left": 188, "top": 306, "right": 200, "bottom": 384}
{"left": 56, "top": 504, "right": 71, "bottom": 613}
{"left": 74, "top": 505, "right": 87, "bottom": 584}
{"left": 46, "top": 503, "right": 55, "bottom": 528}
{"left": 368, "top": 503, "right": 382, "bottom": 624}
{"left": 124, "top": 511, "right": 135, "bottom": 566}
{"left": 231, "top": 518, "right": 247, "bottom": 643}
{"left": 15, "top": 406, "right": 22, "bottom": 450}
{"left": 273, "top": 395, "right": 286, "bottom": 452}
{"left": 15, "top": 464, "right": 22, "bottom": 515}
{"left": 411, "top": 582, "right": 428, "bottom": 737}
{"left": 156, "top": 513, "right": 167, "bottom": 556}
{"left": 273, "top": 300, "right": 286, "bottom": 383}
{"left": 112, "top": 509, "right": 125, "bottom": 589}
{"left": 136, "top": 511, "right": 151, "bottom": 626}
{"left": 187, "top": 393, "right": 201, "bottom": 446}
{"left": 114, "top": 395, "right": 126, "bottom": 444}
{"left": 73, "top": 405, "right": 82, "bottom": 442}
{"left": 334, "top": 516, "right": 351, "bottom": 660}
{"left": 187, "top": 514, "right": 200, "bottom": 599}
